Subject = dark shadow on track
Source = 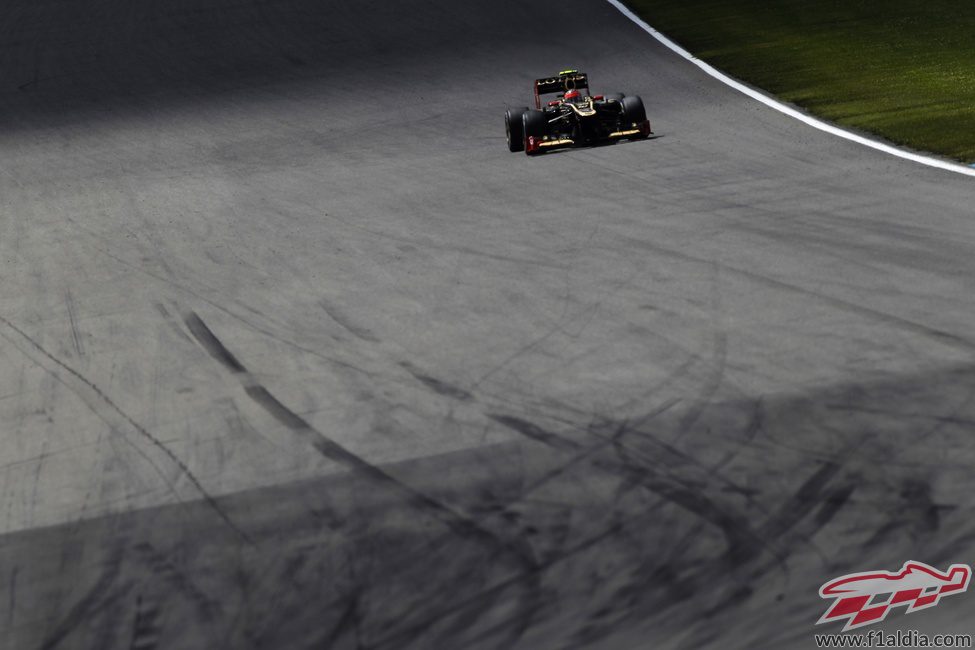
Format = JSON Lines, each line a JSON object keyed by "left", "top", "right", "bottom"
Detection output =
{"left": 0, "top": 0, "right": 546, "bottom": 129}
{"left": 6, "top": 362, "right": 975, "bottom": 649}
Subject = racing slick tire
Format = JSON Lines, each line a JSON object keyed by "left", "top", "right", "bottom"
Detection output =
{"left": 522, "top": 110, "right": 548, "bottom": 156}
{"left": 620, "top": 95, "right": 650, "bottom": 139}
{"left": 620, "top": 95, "right": 647, "bottom": 123}
{"left": 506, "top": 106, "right": 528, "bottom": 152}
{"left": 604, "top": 93, "right": 625, "bottom": 103}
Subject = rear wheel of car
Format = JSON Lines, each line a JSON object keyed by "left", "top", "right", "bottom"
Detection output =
{"left": 522, "top": 110, "right": 547, "bottom": 156}
{"left": 505, "top": 107, "right": 528, "bottom": 152}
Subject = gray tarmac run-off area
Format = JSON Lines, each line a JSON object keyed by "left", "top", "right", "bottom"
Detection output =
{"left": 2, "top": 0, "right": 975, "bottom": 648}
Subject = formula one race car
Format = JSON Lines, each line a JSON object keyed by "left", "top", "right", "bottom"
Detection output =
{"left": 505, "top": 70, "right": 652, "bottom": 156}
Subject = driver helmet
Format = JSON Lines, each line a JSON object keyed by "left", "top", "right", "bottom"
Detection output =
{"left": 564, "top": 89, "right": 583, "bottom": 103}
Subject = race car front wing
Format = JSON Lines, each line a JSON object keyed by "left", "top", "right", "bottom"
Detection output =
{"left": 525, "top": 120, "right": 652, "bottom": 154}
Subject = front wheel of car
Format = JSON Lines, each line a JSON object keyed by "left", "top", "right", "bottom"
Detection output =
{"left": 621, "top": 95, "right": 647, "bottom": 123}
{"left": 505, "top": 107, "right": 528, "bottom": 152}
{"left": 522, "top": 110, "right": 547, "bottom": 156}
{"left": 620, "top": 95, "right": 650, "bottom": 138}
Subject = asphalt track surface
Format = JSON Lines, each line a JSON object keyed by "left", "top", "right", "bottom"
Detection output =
{"left": 2, "top": 0, "right": 975, "bottom": 648}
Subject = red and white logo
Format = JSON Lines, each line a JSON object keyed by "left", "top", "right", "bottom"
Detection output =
{"left": 817, "top": 561, "right": 971, "bottom": 632}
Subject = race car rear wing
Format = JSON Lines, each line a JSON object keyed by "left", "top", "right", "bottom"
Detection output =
{"left": 534, "top": 70, "right": 589, "bottom": 108}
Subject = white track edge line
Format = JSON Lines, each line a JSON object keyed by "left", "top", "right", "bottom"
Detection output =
{"left": 605, "top": 0, "right": 975, "bottom": 178}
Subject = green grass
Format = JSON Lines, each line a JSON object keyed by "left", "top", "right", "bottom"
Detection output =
{"left": 625, "top": 0, "right": 975, "bottom": 162}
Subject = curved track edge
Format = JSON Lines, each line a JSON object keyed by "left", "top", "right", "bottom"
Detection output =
{"left": 606, "top": 0, "right": 975, "bottom": 178}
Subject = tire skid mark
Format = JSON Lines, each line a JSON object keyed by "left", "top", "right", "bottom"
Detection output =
{"left": 185, "top": 310, "right": 546, "bottom": 649}
{"left": 316, "top": 592, "right": 361, "bottom": 649}
{"left": 612, "top": 452, "right": 764, "bottom": 565}
{"left": 612, "top": 433, "right": 855, "bottom": 629}
{"left": 812, "top": 483, "right": 856, "bottom": 530}
{"left": 64, "top": 289, "right": 84, "bottom": 357}
{"left": 608, "top": 352, "right": 697, "bottom": 416}
{"left": 319, "top": 298, "right": 381, "bottom": 344}
{"left": 597, "top": 414, "right": 787, "bottom": 567}
{"left": 153, "top": 302, "right": 198, "bottom": 346}
{"left": 487, "top": 400, "right": 709, "bottom": 533}
{"left": 131, "top": 542, "right": 222, "bottom": 622}
{"left": 39, "top": 542, "right": 129, "bottom": 650}
{"left": 756, "top": 461, "right": 844, "bottom": 544}
{"left": 7, "top": 566, "right": 18, "bottom": 629}
{"left": 183, "top": 313, "right": 247, "bottom": 374}
{"left": 673, "top": 333, "right": 727, "bottom": 438}
{"left": 469, "top": 297, "right": 573, "bottom": 391}
{"left": 613, "top": 414, "right": 767, "bottom": 514}
{"left": 615, "top": 235, "right": 975, "bottom": 354}
{"left": 862, "top": 479, "right": 945, "bottom": 551}
{"left": 707, "top": 398, "right": 764, "bottom": 477}
{"left": 692, "top": 476, "right": 857, "bottom": 622}
{"left": 387, "top": 390, "right": 856, "bottom": 647}
{"left": 183, "top": 311, "right": 539, "bottom": 569}
{"left": 316, "top": 211, "right": 569, "bottom": 272}
{"left": 368, "top": 516, "right": 629, "bottom": 650}
{"left": 486, "top": 406, "right": 768, "bottom": 577}
{"left": 83, "top": 242, "right": 369, "bottom": 378}
{"left": 129, "top": 594, "right": 161, "bottom": 650}
{"left": 488, "top": 414, "right": 580, "bottom": 452}
{"left": 0, "top": 313, "right": 251, "bottom": 545}
{"left": 399, "top": 361, "right": 473, "bottom": 401}
{"left": 673, "top": 262, "right": 729, "bottom": 438}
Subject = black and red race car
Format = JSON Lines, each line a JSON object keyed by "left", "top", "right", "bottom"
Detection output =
{"left": 505, "top": 70, "right": 652, "bottom": 156}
